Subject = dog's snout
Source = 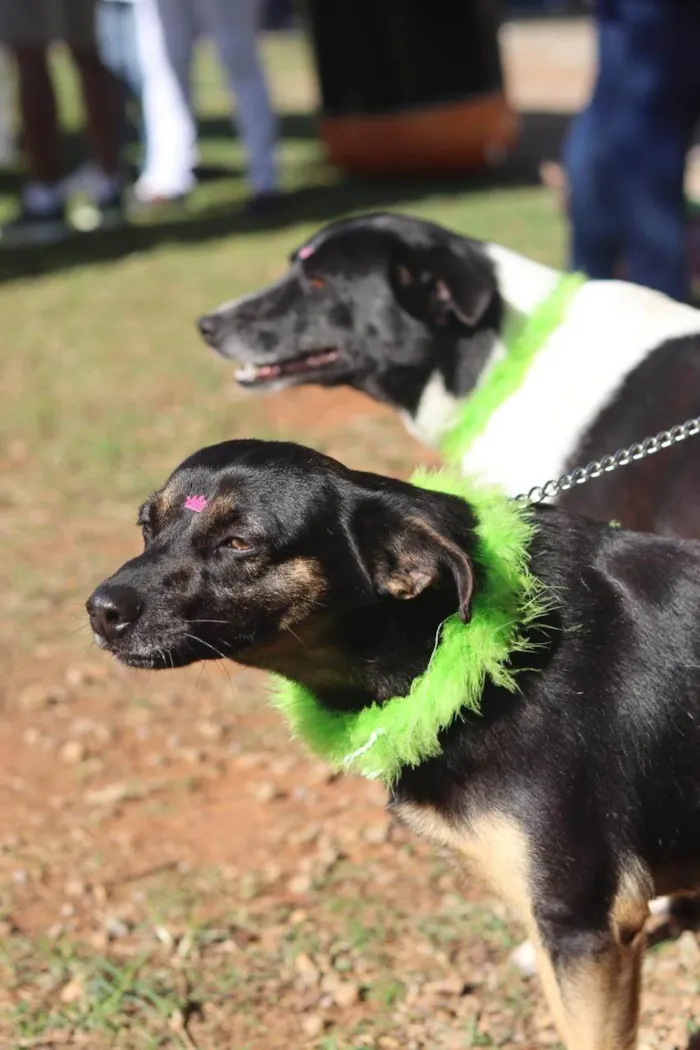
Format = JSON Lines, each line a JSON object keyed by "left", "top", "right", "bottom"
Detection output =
{"left": 197, "top": 313, "right": 222, "bottom": 346}
{"left": 86, "top": 584, "right": 143, "bottom": 643}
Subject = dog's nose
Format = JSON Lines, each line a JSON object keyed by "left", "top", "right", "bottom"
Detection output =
{"left": 197, "top": 314, "right": 221, "bottom": 345}
{"left": 86, "top": 584, "right": 143, "bottom": 643}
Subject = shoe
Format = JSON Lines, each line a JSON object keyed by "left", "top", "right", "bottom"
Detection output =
{"left": 62, "top": 163, "right": 127, "bottom": 232}
{"left": 0, "top": 204, "right": 71, "bottom": 247}
{"left": 240, "top": 191, "right": 283, "bottom": 218}
{"left": 71, "top": 190, "right": 126, "bottom": 233}
{"left": 97, "top": 190, "right": 126, "bottom": 230}
{"left": 133, "top": 172, "right": 193, "bottom": 206}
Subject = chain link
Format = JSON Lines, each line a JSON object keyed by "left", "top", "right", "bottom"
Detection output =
{"left": 517, "top": 416, "right": 700, "bottom": 505}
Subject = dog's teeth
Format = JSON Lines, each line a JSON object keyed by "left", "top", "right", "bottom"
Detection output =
{"left": 234, "top": 363, "right": 260, "bottom": 382}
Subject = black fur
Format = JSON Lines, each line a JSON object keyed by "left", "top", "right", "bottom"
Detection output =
{"left": 197, "top": 212, "right": 700, "bottom": 540}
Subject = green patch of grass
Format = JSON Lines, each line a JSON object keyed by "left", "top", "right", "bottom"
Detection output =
{"left": 418, "top": 899, "right": 518, "bottom": 952}
{"left": 1, "top": 935, "right": 199, "bottom": 1048}
{"left": 366, "top": 976, "right": 406, "bottom": 1008}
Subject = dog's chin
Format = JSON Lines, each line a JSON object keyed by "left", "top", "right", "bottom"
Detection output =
{"left": 95, "top": 636, "right": 221, "bottom": 670}
{"left": 229, "top": 349, "right": 348, "bottom": 391}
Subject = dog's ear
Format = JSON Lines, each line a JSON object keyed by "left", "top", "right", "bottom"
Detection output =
{"left": 424, "top": 244, "right": 495, "bottom": 327}
{"left": 354, "top": 503, "right": 475, "bottom": 623}
{"left": 394, "top": 241, "right": 496, "bottom": 327}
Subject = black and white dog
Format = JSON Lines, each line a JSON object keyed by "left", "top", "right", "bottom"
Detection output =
{"left": 198, "top": 213, "right": 700, "bottom": 538}
{"left": 87, "top": 438, "right": 700, "bottom": 1050}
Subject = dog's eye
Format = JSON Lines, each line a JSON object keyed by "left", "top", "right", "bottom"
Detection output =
{"left": 308, "top": 276, "right": 325, "bottom": 289}
{"left": 141, "top": 523, "right": 152, "bottom": 544}
{"left": 224, "top": 537, "right": 253, "bottom": 553}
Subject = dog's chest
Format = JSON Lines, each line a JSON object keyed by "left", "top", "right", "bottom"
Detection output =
{"left": 394, "top": 799, "right": 534, "bottom": 919}
{"left": 460, "top": 282, "right": 700, "bottom": 498}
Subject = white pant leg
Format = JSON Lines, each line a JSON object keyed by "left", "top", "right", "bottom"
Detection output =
{"left": 133, "top": 0, "right": 198, "bottom": 196}
{"left": 199, "top": 0, "right": 277, "bottom": 194}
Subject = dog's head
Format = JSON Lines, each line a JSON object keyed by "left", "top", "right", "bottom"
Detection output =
{"left": 86, "top": 440, "right": 476, "bottom": 699}
{"left": 197, "top": 214, "right": 501, "bottom": 412}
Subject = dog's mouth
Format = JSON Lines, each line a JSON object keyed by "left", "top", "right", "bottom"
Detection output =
{"left": 93, "top": 633, "right": 212, "bottom": 670}
{"left": 233, "top": 348, "right": 342, "bottom": 387}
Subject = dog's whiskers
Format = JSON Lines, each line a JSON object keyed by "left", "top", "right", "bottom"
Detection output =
{"left": 62, "top": 622, "right": 91, "bottom": 642}
{"left": 183, "top": 632, "right": 230, "bottom": 662}
{"left": 284, "top": 625, "right": 311, "bottom": 650}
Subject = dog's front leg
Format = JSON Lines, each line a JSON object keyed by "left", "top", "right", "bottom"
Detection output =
{"left": 531, "top": 912, "right": 646, "bottom": 1050}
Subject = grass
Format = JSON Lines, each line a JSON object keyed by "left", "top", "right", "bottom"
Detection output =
{"left": 0, "top": 858, "right": 534, "bottom": 1049}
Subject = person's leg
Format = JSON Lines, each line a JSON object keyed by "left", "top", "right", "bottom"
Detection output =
{"left": 614, "top": 0, "right": 700, "bottom": 301}
{"left": 199, "top": 0, "right": 278, "bottom": 197}
{"left": 13, "top": 43, "right": 60, "bottom": 184}
{"left": 0, "top": 43, "right": 16, "bottom": 165}
{"left": 96, "top": 1, "right": 147, "bottom": 161}
{"left": 133, "top": 0, "right": 197, "bottom": 199}
{"left": 64, "top": 0, "right": 121, "bottom": 182}
{"left": 96, "top": 2, "right": 143, "bottom": 99}
{"left": 71, "top": 46, "right": 121, "bottom": 177}
{"left": 563, "top": 13, "right": 625, "bottom": 279}
{"left": 0, "top": 1, "right": 71, "bottom": 242}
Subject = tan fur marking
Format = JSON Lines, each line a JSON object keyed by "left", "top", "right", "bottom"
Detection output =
{"left": 554, "top": 937, "right": 644, "bottom": 1050}
{"left": 532, "top": 860, "right": 650, "bottom": 1050}
{"left": 154, "top": 485, "right": 179, "bottom": 518}
{"left": 395, "top": 803, "right": 533, "bottom": 921}
{"left": 383, "top": 569, "right": 432, "bottom": 601}
{"left": 397, "top": 805, "right": 649, "bottom": 1049}
{"left": 611, "top": 859, "right": 653, "bottom": 946}
{"left": 405, "top": 516, "right": 470, "bottom": 566}
{"left": 272, "top": 557, "right": 327, "bottom": 629}
{"left": 201, "top": 494, "right": 237, "bottom": 522}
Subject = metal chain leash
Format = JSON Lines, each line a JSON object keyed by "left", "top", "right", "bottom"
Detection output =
{"left": 517, "top": 416, "right": 700, "bottom": 505}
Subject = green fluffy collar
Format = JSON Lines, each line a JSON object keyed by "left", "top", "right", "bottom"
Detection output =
{"left": 271, "top": 471, "right": 550, "bottom": 785}
{"left": 441, "top": 273, "right": 586, "bottom": 465}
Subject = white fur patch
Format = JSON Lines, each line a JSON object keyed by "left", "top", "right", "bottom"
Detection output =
{"left": 402, "top": 371, "right": 459, "bottom": 447}
{"left": 461, "top": 266, "right": 700, "bottom": 497}
{"left": 405, "top": 337, "right": 508, "bottom": 448}
{"left": 484, "top": 243, "right": 560, "bottom": 316}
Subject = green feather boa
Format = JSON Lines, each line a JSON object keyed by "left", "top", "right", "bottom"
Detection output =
{"left": 271, "top": 471, "right": 550, "bottom": 785}
{"left": 441, "top": 273, "right": 586, "bottom": 465}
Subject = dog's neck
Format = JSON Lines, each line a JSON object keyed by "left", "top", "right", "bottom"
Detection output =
{"left": 247, "top": 591, "right": 458, "bottom": 712}
{"left": 405, "top": 245, "right": 562, "bottom": 448}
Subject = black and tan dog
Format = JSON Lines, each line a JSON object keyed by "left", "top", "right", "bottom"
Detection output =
{"left": 87, "top": 439, "right": 700, "bottom": 1049}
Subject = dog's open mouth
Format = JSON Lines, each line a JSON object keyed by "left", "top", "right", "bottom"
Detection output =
{"left": 234, "top": 349, "right": 341, "bottom": 386}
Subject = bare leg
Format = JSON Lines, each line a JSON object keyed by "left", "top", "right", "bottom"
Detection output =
{"left": 13, "top": 44, "right": 60, "bottom": 185}
{"left": 70, "top": 44, "right": 120, "bottom": 176}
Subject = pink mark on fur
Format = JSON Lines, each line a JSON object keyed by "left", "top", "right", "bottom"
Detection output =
{"left": 298, "top": 244, "right": 315, "bottom": 260}
{"left": 184, "top": 495, "right": 208, "bottom": 513}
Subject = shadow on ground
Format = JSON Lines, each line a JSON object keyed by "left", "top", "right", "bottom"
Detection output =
{"left": 0, "top": 109, "right": 572, "bottom": 286}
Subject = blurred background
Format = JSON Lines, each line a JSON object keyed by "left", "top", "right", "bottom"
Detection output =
{"left": 1, "top": 2, "right": 699, "bottom": 1048}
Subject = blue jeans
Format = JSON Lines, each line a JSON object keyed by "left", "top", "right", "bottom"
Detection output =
{"left": 564, "top": 0, "right": 700, "bottom": 301}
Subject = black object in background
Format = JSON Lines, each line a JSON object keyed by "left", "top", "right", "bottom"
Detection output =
{"left": 305, "top": 0, "right": 505, "bottom": 117}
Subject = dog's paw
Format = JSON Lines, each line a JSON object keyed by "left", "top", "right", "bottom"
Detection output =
{"left": 509, "top": 939, "right": 538, "bottom": 976}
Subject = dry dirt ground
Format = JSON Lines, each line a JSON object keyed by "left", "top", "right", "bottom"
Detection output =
{"left": 1, "top": 18, "right": 700, "bottom": 1050}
